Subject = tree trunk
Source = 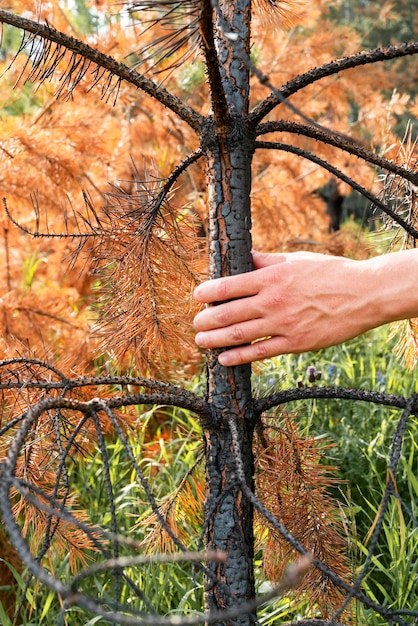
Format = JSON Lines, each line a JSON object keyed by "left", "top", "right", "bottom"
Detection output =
{"left": 203, "top": 127, "right": 256, "bottom": 625}
{"left": 199, "top": 2, "right": 257, "bottom": 623}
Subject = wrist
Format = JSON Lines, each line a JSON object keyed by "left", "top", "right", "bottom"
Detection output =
{"left": 366, "top": 249, "right": 418, "bottom": 325}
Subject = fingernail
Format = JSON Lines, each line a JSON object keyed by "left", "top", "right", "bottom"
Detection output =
{"left": 218, "top": 353, "right": 231, "bottom": 366}
{"left": 195, "top": 332, "right": 204, "bottom": 347}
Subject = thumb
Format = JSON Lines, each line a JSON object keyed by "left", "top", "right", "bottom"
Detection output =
{"left": 251, "top": 250, "right": 285, "bottom": 270}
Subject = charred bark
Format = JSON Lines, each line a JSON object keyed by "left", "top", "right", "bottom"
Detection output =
{"left": 198, "top": 3, "right": 257, "bottom": 623}
{"left": 202, "top": 120, "right": 256, "bottom": 624}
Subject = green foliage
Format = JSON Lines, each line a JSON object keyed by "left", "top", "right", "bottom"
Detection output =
{"left": 178, "top": 61, "right": 205, "bottom": 94}
{"left": 254, "top": 325, "right": 418, "bottom": 623}
{"left": 1, "top": 326, "right": 416, "bottom": 624}
{"left": 355, "top": 456, "right": 418, "bottom": 623}
{"left": 0, "top": 78, "right": 42, "bottom": 118}
{"left": 0, "top": 402, "right": 204, "bottom": 624}
{"left": 62, "top": 0, "right": 102, "bottom": 35}
{"left": 0, "top": 25, "right": 43, "bottom": 116}
{"left": 0, "top": 23, "right": 23, "bottom": 59}
{"left": 327, "top": 0, "right": 417, "bottom": 49}
{"left": 20, "top": 250, "right": 46, "bottom": 292}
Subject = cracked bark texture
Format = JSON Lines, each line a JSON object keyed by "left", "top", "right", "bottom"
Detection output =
{"left": 199, "top": 2, "right": 257, "bottom": 624}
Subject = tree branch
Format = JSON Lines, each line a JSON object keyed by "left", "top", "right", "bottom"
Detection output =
{"left": 0, "top": 389, "right": 209, "bottom": 425}
{"left": 0, "top": 9, "right": 204, "bottom": 133}
{"left": 3, "top": 148, "right": 204, "bottom": 244}
{"left": 256, "top": 120, "right": 418, "bottom": 186}
{"left": 255, "top": 140, "right": 418, "bottom": 238}
{"left": 254, "top": 386, "right": 418, "bottom": 415}
{"left": 0, "top": 358, "right": 210, "bottom": 425}
{"left": 198, "top": 0, "right": 230, "bottom": 128}
{"left": 250, "top": 41, "right": 418, "bottom": 124}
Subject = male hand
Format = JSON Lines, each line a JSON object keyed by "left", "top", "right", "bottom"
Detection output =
{"left": 193, "top": 249, "right": 400, "bottom": 366}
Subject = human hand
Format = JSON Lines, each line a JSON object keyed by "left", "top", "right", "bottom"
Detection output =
{"left": 193, "top": 249, "right": 402, "bottom": 366}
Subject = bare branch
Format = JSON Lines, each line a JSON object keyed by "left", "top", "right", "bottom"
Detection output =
{"left": 3, "top": 197, "right": 97, "bottom": 240}
{"left": 126, "top": 1, "right": 201, "bottom": 76}
{"left": 198, "top": 0, "right": 230, "bottom": 126}
{"left": 250, "top": 41, "right": 418, "bottom": 124}
{"left": 254, "top": 385, "right": 418, "bottom": 415}
{"left": 256, "top": 120, "right": 418, "bottom": 186}
{"left": 255, "top": 140, "right": 418, "bottom": 238}
{"left": 0, "top": 9, "right": 203, "bottom": 132}
{"left": 0, "top": 359, "right": 209, "bottom": 419}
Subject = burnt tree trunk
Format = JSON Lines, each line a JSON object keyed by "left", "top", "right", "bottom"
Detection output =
{"left": 202, "top": 128, "right": 256, "bottom": 624}
{"left": 199, "top": 2, "right": 257, "bottom": 623}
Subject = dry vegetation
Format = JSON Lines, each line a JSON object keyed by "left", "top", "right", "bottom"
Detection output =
{"left": 0, "top": 1, "right": 417, "bottom": 621}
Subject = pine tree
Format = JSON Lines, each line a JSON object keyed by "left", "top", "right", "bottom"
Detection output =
{"left": 0, "top": 2, "right": 417, "bottom": 625}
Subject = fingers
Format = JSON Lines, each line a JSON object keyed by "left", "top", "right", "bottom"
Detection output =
{"left": 217, "top": 336, "right": 292, "bottom": 366}
{"left": 193, "top": 272, "right": 259, "bottom": 305}
{"left": 194, "top": 294, "right": 263, "bottom": 332}
{"left": 195, "top": 316, "right": 271, "bottom": 349}
{"left": 193, "top": 250, "right": 285, "bottom": 305}
{"left": 193, "top": 250, "right": 290, "bottom": 364}
{"left": 251, "top": 250, "right": 285, "bottom": 270}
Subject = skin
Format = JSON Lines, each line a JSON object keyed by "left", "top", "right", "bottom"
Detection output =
{"left": 193, "top": 248, "right": 418, "bottom": 366}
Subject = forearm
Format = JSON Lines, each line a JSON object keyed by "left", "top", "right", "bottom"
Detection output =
{"left": 193, "top": 248, "right": 418, "bottom": 364}
{"left": 367, "top": 249, "right": 418, "bottom": 325}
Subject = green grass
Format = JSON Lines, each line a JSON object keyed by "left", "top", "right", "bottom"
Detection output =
{"left": 1, "top": 325, "right": 417, "bottom": 624}
{"left": 254, "top": 325, "right": 417, "bottom": 624}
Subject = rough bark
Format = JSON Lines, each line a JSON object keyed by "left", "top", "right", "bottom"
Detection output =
{"left": 202, "top": 127, "right": 256, "bottom": 625}
{"left": 199, "top": 2, "right": 257, "bottom": 623}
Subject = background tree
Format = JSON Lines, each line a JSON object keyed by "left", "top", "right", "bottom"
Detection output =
{"left": 0, "top": 1, "right": 417, "bottom": 625}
